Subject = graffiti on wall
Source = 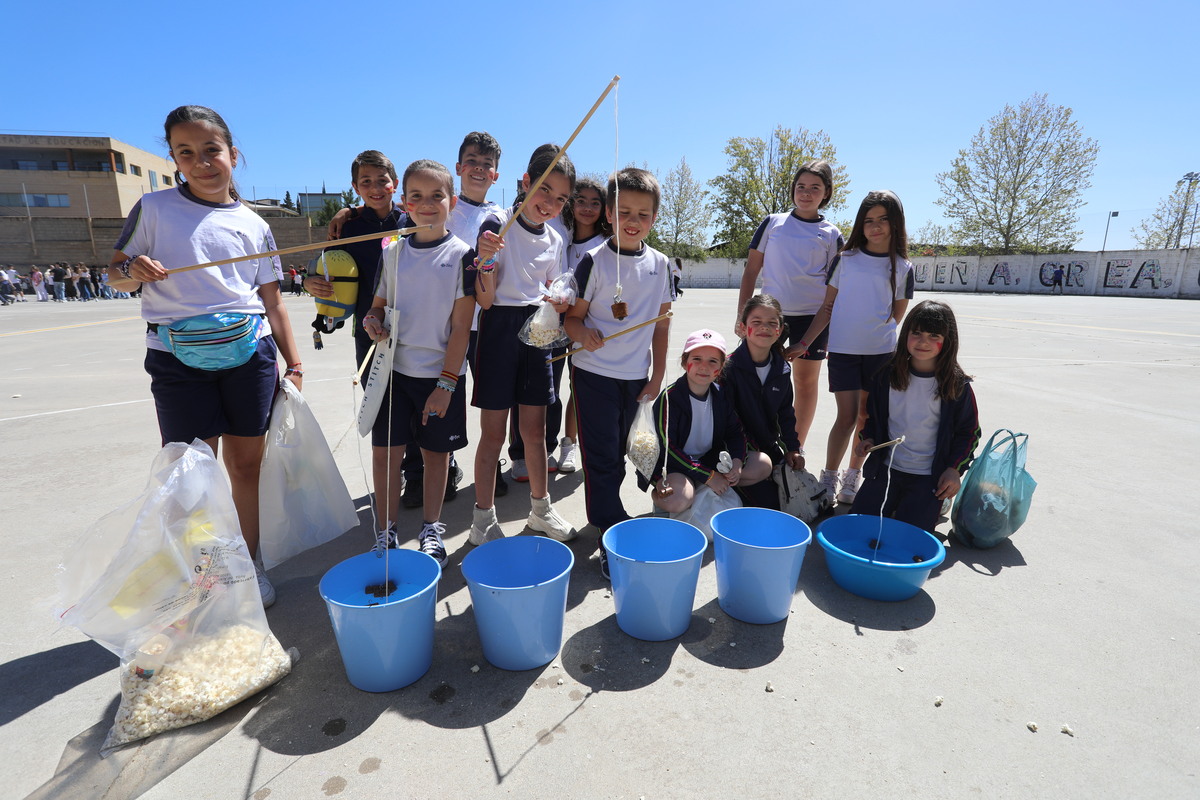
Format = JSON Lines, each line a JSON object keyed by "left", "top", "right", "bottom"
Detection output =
{"left": 1103, "top": 259, "right": 1172, "bottom": 290}
{"left": 1038, "top": 261, "right": 1087, "bottom": 288}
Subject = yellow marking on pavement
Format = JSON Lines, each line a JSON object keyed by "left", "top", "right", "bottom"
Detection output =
{"left": 0, "top": 317, "right": 141, "bottom": 337}
{"left": 961, "top": 315, "right": 1200, "bottom": 338}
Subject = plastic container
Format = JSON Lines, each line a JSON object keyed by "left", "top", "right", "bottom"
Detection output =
{"left": 711, "top": 507, "right": 812, "bottom": 624}
{"left": 816, "top": 514, "right": 946, "bottom": 602}
{"left": 461, "top": 536, "right": 574, "bottom": 671}
{"left": 602, "top": 518, "right": 708, "bottom": 641}
{"left": 320, "top": 550, "right": 441, "bottom": 692}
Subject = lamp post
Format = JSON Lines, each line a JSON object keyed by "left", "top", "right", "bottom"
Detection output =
{"left": 1176, "top": 172, "right": 1200, "bottom": 248}
{"left": 1101, "top": 211, "right": 1118, "bottom": 251}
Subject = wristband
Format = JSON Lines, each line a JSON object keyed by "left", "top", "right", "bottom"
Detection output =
{"left": 439, "top": 370, "right": 459, "bottom": 384}
{"left": 287, "top": 362, "right": 303, "bottom": 368}
{"left": 799, "top": 339, "right": 809, "bottom": 350}
{"left": 435, "top": 379, "right": 456, "bottom": 393}
{"left": 284, "top": 367, "right": 304, "bottom": 377}
{"left": 115, "top": 258, "right": 134, "bottom": 279}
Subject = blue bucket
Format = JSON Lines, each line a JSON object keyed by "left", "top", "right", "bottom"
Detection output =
{"left": 817, "top": 514, "right": 946, "bottom": 602}
{"left": 711, "top": 507, "right": 812, "bottom": 624}
{"left": 461, "top": 536, "right": 574, "bottom": 671}
{"left": 319, "top": 550, "right": 441, "bottom": 692}
{"left": 602, "top": 518, "right": 708, "bottom": 641}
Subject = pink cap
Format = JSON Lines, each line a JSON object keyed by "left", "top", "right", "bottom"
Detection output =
{"left": 682, "top": 328, "right": 728, "bottom": 356}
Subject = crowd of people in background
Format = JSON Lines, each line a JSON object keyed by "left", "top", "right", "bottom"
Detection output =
{"left": 0, "top": 263, "right": 136, "bottom": 304}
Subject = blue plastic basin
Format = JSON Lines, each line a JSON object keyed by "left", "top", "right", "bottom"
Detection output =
{"left": 817, "top": 514, "right": 945, "bottom": 602}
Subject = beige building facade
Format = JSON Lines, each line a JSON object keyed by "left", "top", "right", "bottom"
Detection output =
{"left": 0, "top": 134, "right": 177, "bottom": 220}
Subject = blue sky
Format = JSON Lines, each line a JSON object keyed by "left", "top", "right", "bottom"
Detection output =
{"left": 4, "top": 0, "right": 1196, "bottom": 251}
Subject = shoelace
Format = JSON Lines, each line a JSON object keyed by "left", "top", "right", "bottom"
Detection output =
{"left": 420, "top": 524, "right": 446, "bottom": 559}
{"left": 374, "top": 527, "right": 397, "bottom": 552}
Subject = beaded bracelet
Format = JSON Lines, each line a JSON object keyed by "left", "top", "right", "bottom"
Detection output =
{"left": 435, "top": 379, "right": 456, "bottom": 393}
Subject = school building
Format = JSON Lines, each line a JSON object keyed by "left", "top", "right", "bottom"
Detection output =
{"left": 0, "top": 133, "right": 317, "bottom": 267}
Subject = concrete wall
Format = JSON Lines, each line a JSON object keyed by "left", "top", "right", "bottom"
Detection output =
{"left": 678, "top": 249, "right": 1200, "bottom": 300}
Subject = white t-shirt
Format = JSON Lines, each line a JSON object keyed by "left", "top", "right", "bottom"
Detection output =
{"left": 684, "top": 392, "right": 714, "bottom": 458}
{"left": 572, "top": 239, "right": 674, "bottom": 380}
{"left": 750, "top": 212, "right": 843, "bottom": 316}
{"left": 375, "top": 232, "right": 475, "bottom": 378}
{"left": 115, "top": 187, "right": 281, "bottom": 351}
{"left": 566, "top": 232, "right": 605, "bottom": 274}
{"left": 889, "top": 372, "right": 940, "bottom": 475}
{"left": 548, "top": 215, "right": 570, "bottom": 245}
{"left": 480, "top": 208, "right": 563, "bottom": 307}
{"left": 827, "top": 249, "right": 915, "bottom": 355}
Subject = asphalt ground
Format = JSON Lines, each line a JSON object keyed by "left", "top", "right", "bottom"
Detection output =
{"left": 1, "top": 289, "right": 1197, "bottom": 799}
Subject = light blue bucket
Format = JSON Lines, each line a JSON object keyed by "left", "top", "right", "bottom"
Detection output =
{"left": 319, "top": 550, "right": 441, "bottom": 692}
{"left": 602, "top": 518, "right": 708, "bottom": 641}
{"left": 461, "top": 536, "right": 574, "bottom": 671}
{"left": 711, "top": 507, "right": 812, "bottom": 624}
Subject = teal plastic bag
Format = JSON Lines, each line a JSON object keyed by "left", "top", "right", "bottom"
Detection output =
{"left": 951, "top": 429, "right": 1037, "bottom": 549}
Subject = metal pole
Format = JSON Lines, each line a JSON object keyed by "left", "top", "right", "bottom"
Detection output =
{"left": 1102, "top": 211, "right": 1117, "bottom": 252}
{"left": 83, "top": 184, "right": 97, "bottom": 259}
{"left": 21, "top": 182, "right": 38, "bottom": 256}
{"left": 1189, "top": 202, "right": 1199, "bottom": 249}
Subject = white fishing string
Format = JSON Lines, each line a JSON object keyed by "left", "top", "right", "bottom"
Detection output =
{"left": 613, "top": 81, "right": 621, "bottom": 301}
{"left": 872, "top": 442, "right": 896, "bottom": 563}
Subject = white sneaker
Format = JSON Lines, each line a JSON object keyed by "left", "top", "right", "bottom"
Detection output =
{"left": 511, "top": 458, "right": 529, "bottom": 483}
{"left": 820, "top": 469, "right": 839, "bottom": 505}
{"left": 470, "top": 505, "right": 505, "bottom": 546}
{"left": 528, "top": 495, "right": 577, "bottom": 542}
{"left": 557, "top": 437, "right": 579, "bottom": 473}
{"left": 837, "top": 468, "right": 861, "bottom": 505}
{"left": 255, "top": 563, "right": 276, "bottom": 608}
{"left": 418, "top": 521, "right": 448, "bottom": 566}
{"left": 547, "top": 453, "right": 559, "bottom": 473}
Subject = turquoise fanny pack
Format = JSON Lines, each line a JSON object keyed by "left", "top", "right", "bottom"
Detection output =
{"left": 156, "top": 313, "right": 264, "bottom": 371}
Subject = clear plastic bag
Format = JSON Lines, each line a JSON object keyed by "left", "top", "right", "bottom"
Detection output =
{"left": 951, "top": 429, "right": 1037, "bottom": 549}
{"left": 518, "top": 300, "right": 570, "bottom": 349}
{"left": 673, "top": 485, "right": 741, "bottom": 541}
{"left": 546, "top": 272, "right": 578, "bottom": 305}
{"left": 626, "top": 399, "right": 661, "bottom": 480}
{"left": 259, "top": 380, "right": 359, "bottom": 569}
{"left": 56, "top": 441, "right": 293, "bottom": 755}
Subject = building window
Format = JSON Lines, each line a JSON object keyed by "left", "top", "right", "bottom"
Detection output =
{"left": 130, "top": 165, "right": 142, "bottom": 177}
{"left": 15, "top": 160, "right": 38, "bottom": 170}
{"left": 0, "top": 193, "right": 70, "bottom": 208}
{"left": 54, "top": 161, "right": 70, "bottom": 171}
{"left": 163, "top": 174, "right": 173, "bottom": 186}
{"left": 150, "top": 170, "right": 158, "bottom": 190}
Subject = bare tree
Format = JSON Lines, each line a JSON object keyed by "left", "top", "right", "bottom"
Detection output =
{"left": 653, "top": 157, "right": 711, "bottom": 259}
{"left": 1132, "top": 174, "right": 1200, "bottom": 249}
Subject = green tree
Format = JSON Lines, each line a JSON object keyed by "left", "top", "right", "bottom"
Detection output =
{"left": 340, "top": 189, "right": 358, "bottom": 208}
{"left": 707, "top": 125, "right": 848, "bottom": 258}
{"left": 282, "top": 191, "right": 295, "bottom": 211}
{"left": 1132, "top": 174, "right": 1200, "bottom": 249}
{"left": 935, "top": 93, "right": 1099, "bottom": 255}
{"left": 313, "top": 199, "right": 343, "bottom": 227}
{"left": 654, "top": 157, "right": 712, "bottom": 259}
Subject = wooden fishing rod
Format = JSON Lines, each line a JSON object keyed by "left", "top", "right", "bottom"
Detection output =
{"left": 166, "top": 225, "right": 432, "bottom": 274}
{"left": 549, "top": 311, "right": 672, "bottom": 363}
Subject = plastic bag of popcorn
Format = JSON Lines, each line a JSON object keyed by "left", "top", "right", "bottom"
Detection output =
{"left": 626, "top": 399, "right": 662, "bottom": 480}
{"left": 56, "top": 440, "right": 295, "bottom": 755}
{"left": 518, "top": 300, "right": 570, "bottom": 349}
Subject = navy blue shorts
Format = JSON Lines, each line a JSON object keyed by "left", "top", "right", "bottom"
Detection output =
{"left": 783, "top": 314, "right": 828, "bottom": 361}
{"left": 472, "top": 305, "right": 555, "bottom": 410}
{"left": 827, "top": 352, "right": 891, "bottom": 393}
{"left": 371, "top": 372, "right": 468, "bottom": 451}
{"left": 145, "top": 335, "right": 278, "bottom": 444}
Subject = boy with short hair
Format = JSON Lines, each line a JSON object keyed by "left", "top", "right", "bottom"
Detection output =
{"left": 361, "top": 159, "right": 476, "bottom": 565}
{"left": 564, "top": 167, "right": 673, "bottom": 576}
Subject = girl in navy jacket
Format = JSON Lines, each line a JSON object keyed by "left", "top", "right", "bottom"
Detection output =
{"left": 724, "top": 294, "right": 807, "bottom": 470}
{"left": 851, "top": 300, "right": 980, "bottom": 533}
{"left": 648, "top": 329, "right": 771, "bottom": 514}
